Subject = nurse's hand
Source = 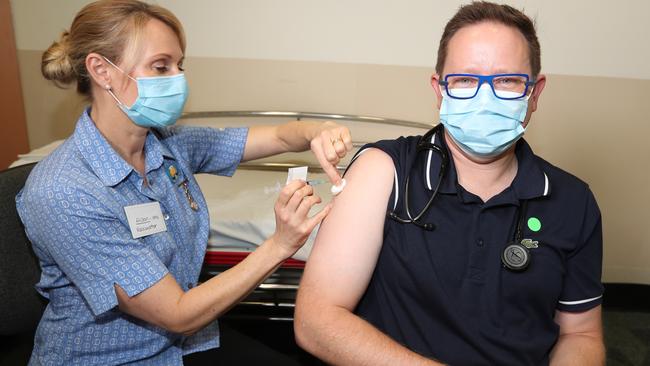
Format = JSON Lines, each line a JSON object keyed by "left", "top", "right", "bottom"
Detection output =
{"left": 309, "top": 121, "right": 353, "bottom": 184}
{"left": 271, "top": 180, "right": 332, "bottom": 259}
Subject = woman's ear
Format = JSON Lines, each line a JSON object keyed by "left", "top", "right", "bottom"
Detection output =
{"left": 86, "top": 53, "right": 112, "bottom": 90}
{"left": 431, "top": 74, "right": 443, "bottom": 110}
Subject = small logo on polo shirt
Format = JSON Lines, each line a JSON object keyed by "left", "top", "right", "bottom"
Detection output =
{"left": 521, "top": 238, "right": 539, "bottom": 249}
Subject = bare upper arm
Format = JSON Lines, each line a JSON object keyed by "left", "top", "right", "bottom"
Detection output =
{"left": 298, "top": 148, "right": 395, "bottom": 310}
{"left": 242, "top": 125, "right": 284, "bottom": 162}
{"left": 115, "top": 273, "right": 185, "bottom": 332}
{"left": 554, "top": 305, "right": 603, "bottom": 337}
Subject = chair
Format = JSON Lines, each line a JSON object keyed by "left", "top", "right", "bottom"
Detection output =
{"left": 0, "top": 163, "right": 46, "bottom": 364}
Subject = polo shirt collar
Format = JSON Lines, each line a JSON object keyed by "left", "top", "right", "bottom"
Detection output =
{"left": 73, "top": 109, "right": 169, "bottom": 187}
{"left": 424, "top": 128, "right": 551, "bottom": 200}
{"left": 511, "top": 138, "right": 551, "bottom": 200}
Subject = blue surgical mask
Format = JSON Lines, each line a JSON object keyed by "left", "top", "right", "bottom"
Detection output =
{"left": 103, "top": 57, "right": 188, "bottom": 128}
{"left": 439, "top": 84, "right": 529, "bottom": 158}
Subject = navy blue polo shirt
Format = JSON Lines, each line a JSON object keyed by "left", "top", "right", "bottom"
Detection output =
{"left": 352, "top": 128, "right": 603, "bottom": 366}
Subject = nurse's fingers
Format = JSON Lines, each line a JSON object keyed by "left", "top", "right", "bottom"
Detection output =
{"left": 295, "top": 194, "right": 322, "bottom": 218}
{"left": 334, "top": 128, "right": 353, "bottom": 157}
{"left": 332, "top": 140, "right": 347, "bottom": 158}
{"left": 313, "top": 146, "right": 342, "bottom": 185}
{"left": 286, "top": 183, "right": 314, "bottom": 212}
{"left": 276, "top": 180, "right": 307, "bottom": 209}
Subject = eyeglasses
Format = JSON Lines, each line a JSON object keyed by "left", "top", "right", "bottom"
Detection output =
{"left": 439, "top": 73, "right": 536, "bottom": 100}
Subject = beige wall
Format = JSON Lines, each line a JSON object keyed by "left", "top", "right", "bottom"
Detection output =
{"left": 10, "top": 1, "right": 650, "bottom": 284}
{"left": 12, "top": 0, "right": 650, "bottom": 79}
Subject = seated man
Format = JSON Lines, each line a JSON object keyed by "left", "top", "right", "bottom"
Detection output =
{"left": 294, "top": 2, "right": 604, "bottom": 365}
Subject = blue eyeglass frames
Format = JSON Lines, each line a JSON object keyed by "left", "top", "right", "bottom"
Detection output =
{"left": 438, "top": 73, "right": 536, "bottom": 100}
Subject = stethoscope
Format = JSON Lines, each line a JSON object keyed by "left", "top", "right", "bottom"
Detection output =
{"left": 387, "top": 124, "right": 532, "bottom": 271}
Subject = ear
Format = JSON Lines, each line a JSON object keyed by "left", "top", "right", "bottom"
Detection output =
{"left": 528, "top": 74, "right": 546, "bottom": 113}
{"left": 431, "top": 74, "right": 443, "bottom": 110}
{"left": 86, "top": 53, "right": 112, "bottom": 91}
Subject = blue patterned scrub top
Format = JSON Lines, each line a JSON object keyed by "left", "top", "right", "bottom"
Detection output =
{"left": 16, "top": 109, "right": 248, "bottom": 365}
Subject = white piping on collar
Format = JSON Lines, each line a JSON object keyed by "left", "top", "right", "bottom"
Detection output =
{"left": 348, "top": 148, "right": 369, "bottom": 166}
{"left": 393, "top": 168, "right": 399, "bottom": 210}
{"left": 543, "top": 172, "right": 549, "bottom": 196}
{"left": 558, "top": 294, "right": 602, "bottom": 306}
{"left": 425, "top": 132, "right": 436, "bottom": 190}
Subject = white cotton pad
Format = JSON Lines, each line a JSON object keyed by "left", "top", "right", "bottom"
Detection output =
{"left": 330, "top": 178, "right": 347, "bottom": 195}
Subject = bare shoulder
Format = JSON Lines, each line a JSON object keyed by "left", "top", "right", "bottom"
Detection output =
{"left": 299, "top": 147, "right": 395, "bottom": 309}
{"left": 347, "top": 147, "right": 395, "bottom": 176}
{"left": 324, "top": 147, "right": 395, "bottom": 231}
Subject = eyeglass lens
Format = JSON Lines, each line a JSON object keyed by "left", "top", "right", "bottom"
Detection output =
{"left": 446, "top": 75, "right": 528, "bottom": 99}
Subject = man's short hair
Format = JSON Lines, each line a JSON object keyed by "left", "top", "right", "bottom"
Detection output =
{"left": 435, "top": 1, "right": 541, "bottom": 77}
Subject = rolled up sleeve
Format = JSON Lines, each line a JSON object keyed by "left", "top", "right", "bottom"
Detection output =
{"left": 161, "top": 126, "right": 249, "bottom": 176}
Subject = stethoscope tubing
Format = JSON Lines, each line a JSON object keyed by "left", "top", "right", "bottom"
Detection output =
{"left": 387, "top": 124, "right": 532, "bottom": 271}
{"left": 389, "top": 124, "right": 447, "bottom": 231}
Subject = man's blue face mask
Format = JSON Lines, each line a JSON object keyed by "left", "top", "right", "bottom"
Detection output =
{"left": 439, "top": 84, "right": 530, "bottom": 158}
{"left": 103, "top": 57, "right": 188, "bottom": 128}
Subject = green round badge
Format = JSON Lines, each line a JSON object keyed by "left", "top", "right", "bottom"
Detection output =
{"left": 527, "top": 217, "right": 542, "bottom": 232}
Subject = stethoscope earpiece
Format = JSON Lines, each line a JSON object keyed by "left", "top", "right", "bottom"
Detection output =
{"left": 388, "top": 211, "right": 436, "bottom": 231}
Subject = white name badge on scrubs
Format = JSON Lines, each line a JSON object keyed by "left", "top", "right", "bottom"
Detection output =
{"left": 124, "top": 202, "right": 167, "bottom": 239}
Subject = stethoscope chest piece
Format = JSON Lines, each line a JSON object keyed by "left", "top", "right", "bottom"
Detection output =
{"left": 502, "top": 242, "right": 531, "bottom": 271}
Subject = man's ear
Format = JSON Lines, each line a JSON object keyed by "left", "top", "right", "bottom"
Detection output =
{"left": 86, "top": 53, "right": 112, "bottom": 90}
{"left": 431, "top": 74, "right": 443, "bottom": 110}
{"left": 529, "top": 74, "right": 546, "bottom": 113}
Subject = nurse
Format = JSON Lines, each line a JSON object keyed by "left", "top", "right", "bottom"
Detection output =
{"left": 16, "top": 0, "right": 351, "bottom": 364}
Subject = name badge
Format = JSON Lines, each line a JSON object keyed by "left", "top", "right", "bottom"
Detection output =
{"left": 124, "top": 202, "right": 167, "bottom": 239}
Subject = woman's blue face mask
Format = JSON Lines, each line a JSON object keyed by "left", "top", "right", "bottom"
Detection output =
{"left": 439, "top": 84, "right": 530, "bottom": 158}
{"left": 103, "top": 57, "right": 188, "bottom": 128}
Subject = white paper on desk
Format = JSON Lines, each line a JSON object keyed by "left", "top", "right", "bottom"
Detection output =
{"left": 286, "top": 166, "right": 308, "bottom": 185}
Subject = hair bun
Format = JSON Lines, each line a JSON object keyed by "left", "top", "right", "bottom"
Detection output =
{"left": 41, "top": 31, "right": 76, "bottom": 86}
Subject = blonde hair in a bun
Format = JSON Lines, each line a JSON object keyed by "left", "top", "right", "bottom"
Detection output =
{"left": 40, "top": 0, "right": 185, "bottom": 98}
{"left": 41, "top": 31, "right": 76, "bottom": 88}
